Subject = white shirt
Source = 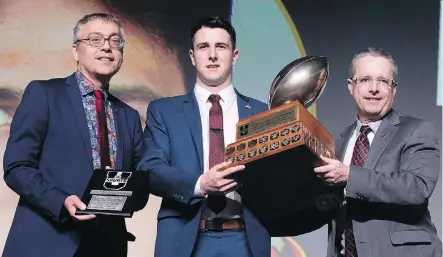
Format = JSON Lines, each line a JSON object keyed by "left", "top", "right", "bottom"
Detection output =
{"left": 193, "top": 84, "right": 241, "bottom": 202}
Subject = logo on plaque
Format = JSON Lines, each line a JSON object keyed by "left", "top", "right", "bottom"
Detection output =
{"left": 239, "top": 124, "right": 249, "bottom": 137}
{"left": 103, "top": 171, "right": 132, "bottom": 190}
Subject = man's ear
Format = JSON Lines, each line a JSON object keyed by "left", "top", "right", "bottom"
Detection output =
{"left": 232, "top": 49, "right": 239, "bottom": 65}
{"left": 189, "top": 49, "right": 196, "bottom": 66}
{"left": 72, "top": 44, "right": 79, "bottom": 62}
{"left": 347, "top": 78, "right": 354, "bottom": 96}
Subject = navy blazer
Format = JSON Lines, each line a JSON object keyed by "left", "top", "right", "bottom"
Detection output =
{"left": 138, "top": 89, "right": 271, "bottom": 257}
{"left": 2, "top": 74, "right": 146, "bottom": 257}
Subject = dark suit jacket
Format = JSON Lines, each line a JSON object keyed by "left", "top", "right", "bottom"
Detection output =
{"left": 138, "top": 90, "right": 271, "bottom": 257}
{"left": 2, "top": 74, "right": 146, "bottom": 257}
{"left": 326, "top": 109, "right": 442, "bottom": 257}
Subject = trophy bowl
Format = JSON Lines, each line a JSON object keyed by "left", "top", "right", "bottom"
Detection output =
{"left": 268, "top": 56, "right": 329, "bottom": 109}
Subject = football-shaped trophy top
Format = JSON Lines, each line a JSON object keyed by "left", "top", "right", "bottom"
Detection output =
{"left": 268, "top": 56, "right": 329, "bottom": 109}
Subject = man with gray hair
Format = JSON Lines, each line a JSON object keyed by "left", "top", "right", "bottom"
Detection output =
{"left": 313, "top": 47, "right": 441, "bottom": 256}
{"left": 2, "top": 13, "right": 147, "bottom": 257}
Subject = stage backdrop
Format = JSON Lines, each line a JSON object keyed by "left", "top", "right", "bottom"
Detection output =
{"left": 0, "top": 0, "right": 441, "bottom": 256}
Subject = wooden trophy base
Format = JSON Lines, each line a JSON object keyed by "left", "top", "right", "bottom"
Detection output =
{"left": 224, "top": 101, "right": 340, "bottom": 222}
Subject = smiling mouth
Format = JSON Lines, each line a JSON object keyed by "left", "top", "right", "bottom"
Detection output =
{"left": 364, "top": 97, "right": 382, "bottom": 101}
{"left": 206, "top": 64, "right": 219, "bottom": 69}
{"left": 97, "top": 57, "right": 114, "bottom": 61}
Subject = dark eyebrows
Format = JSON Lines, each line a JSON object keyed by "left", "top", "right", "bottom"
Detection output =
{"left": 195, "top": 42, "right": 230, "bottom": 48}
{"left": 0, "top": 88, "right": 23, "bottom": 121}
{"left": 195, "top": 42, "right": 209, "bottom": 48}
{"left": 0, "top": 88, "right": 22, "bottom": 101}
{"left": 215, "top": 42, "right": 230, "bottom": 48}
{"left": 109, "top": 32, "right": 121, "bottom": 38}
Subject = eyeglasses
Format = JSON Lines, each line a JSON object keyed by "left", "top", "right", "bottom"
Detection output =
{"left": 76, "top": 35, "right": 125, "bottom": 49}
{"left": 350, "top": 76, "right": 397, "bottom": 88}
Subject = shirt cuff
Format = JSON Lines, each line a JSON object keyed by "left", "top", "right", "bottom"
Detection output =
{"left": 194, "top": 175, "right": 205, "bottom": 197}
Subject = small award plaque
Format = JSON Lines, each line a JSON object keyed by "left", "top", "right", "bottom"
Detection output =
{"left": 76, "top": 169, "right": 150, "bottom": 217}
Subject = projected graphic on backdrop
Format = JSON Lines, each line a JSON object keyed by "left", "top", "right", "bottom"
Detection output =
{"left": 231, "top": 0, "right": 305, "bottom": 101}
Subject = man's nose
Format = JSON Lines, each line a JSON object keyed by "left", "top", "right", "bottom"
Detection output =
{"left": 368, "top": 80, "right": 380, "bottom": 93}
{"left": 101, "top": 39, "right": 112, "bottom": 51}
{"left": 208, "top": 47, "right": 217, "bottom": 60}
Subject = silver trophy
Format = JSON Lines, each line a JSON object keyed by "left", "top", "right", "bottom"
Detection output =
{"left": 268, "top": 56, "right": 329, "bottom": 109}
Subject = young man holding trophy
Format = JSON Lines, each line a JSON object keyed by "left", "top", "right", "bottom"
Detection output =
{"left": 138, "top": 16, "right": 273, "bottom": 257}
{"left": 138, "top": 15, "right": 340, "bottom": 257}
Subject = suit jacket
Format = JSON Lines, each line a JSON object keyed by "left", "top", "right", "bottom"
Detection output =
{"left": 138, "top": 89, "right": 271, "bottom": 257}
{"left": 326, "top": 109, "right": 442, "bottom": 257}
{"left": 2, "top": 74, "right": 146, "bottom": 257}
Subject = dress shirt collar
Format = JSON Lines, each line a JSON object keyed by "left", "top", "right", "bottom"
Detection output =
{"left": 194, "top": 84, "right": 236, "bottom": 106}
{"left": 355, "top": 118, "right": 382, "bottom": 135}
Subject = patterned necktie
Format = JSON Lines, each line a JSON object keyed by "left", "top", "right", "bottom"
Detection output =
{"left": 94, "top": 90, "right": 111, "bottom": 169}
{"left": 207, "top": 94, "right": 226, "bottom": 214}
{"left": 345, "top": 125, "right": 372, "bottom": 257}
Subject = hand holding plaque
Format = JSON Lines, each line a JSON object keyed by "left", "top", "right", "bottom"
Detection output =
{"left": 222, "top": 56, "right": 343, "bottom": 227}
{"left": 76, "top": 169, "right": 150, "bottom": 217}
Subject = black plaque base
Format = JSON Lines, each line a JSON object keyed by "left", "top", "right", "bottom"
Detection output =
{"left": 76, "top": 169, "right": 150, "bottom": 218}
{"left": 234, "top": 145, "right": 342, "bottom": 231}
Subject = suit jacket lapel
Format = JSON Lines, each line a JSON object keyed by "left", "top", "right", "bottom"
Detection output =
{"left": 183, "top": 91, "right": 204, "bottom": 171}
{"left": 364, "top": 110, "right": 399, "bottom": 170}
{"left": 235, "top": 90, "right": 252, "bottom": 120}
{"left": 182, "top": 88, "right": 254, "bottom": 170}
{"left": 337, "top": 123, "right": 355, "bottom": 161}
{"left": 66, "top": 74, "right": 93, "bottom": 167}
{"left": 110, "top": 96, "right": 125, "bottom": 170}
